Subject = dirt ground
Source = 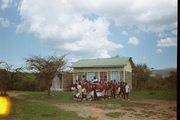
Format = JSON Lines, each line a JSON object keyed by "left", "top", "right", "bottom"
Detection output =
{"left": 8, "top": 92, "right": 177, "bottom": 120}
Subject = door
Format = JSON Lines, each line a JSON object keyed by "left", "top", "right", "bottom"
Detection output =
{"left": 100, "top": 72, "right": 107, "bottom": 81}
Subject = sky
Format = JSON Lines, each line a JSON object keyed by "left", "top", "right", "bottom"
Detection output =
{"left": 0, "top": 0, "right": 177, "bottom": 70}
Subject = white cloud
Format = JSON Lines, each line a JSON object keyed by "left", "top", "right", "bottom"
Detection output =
{"left": 121, "top": 31, "right": 128, "bottom": 35}
{"left": 1, "top": 0, "right": 12, "bottom": 10}
{"left": 0, "top": 17, "right": 10, "bottom": 28}
{"left": 157, "top": 37, "right": 177, "bottom": 47}
{"left": 156, "top": 49, "right": 162, "bottom": 53}
{"left": 16, "top": 0, "right": 177, "bottom": 59}
{"left": 17, "top": 0, "right": 123, "bottom": 59}
{"left": 89, "top": 0, "right": 177, "bottom": 33}
{"left": 128, "top": 36, "right": 139, "bottom": 46}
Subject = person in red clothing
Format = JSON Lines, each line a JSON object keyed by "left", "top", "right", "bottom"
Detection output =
{"left": 92, "top": 82, "right": 98, "bottom": 101}
{"left": 99, "top": 82, "right": 105, "bottom": 100}
{"left": 86, "top": 82, "right": 92, "bottom": 101}
{"left": 71, "top": 80, "right": 78, "bottom": 100}
{"left": 122, "top": 82, "right": 126, "bottom": 100}
{"left": 112, "top": 80, "right": 117, "bottom": 98}
{"left": 82, "top": 75, "right": 86, "bottom": 84}
{"left": 118, "top": 81, "right": 124, "bottom": 100}
{"left": 89, "top": 83, "right": 94, "bottom": 100}
{"left": 107, "top": 81, "right": 112, "bottom": 98}
{"left": 82, "top": 79, "right": 88, "bottom": 100}
{"left": 104, "top": 82, "right": 109, "bottom": 99}
{"left": 95, "top": 82, "right": 101, "bottom": 100}
{"left": 116, "top": 81, "right": 120, "bottom": 98}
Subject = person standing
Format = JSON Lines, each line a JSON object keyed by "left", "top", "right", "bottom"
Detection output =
{"left": 77, "top": 81, "right": 82, "bottom": 100}
{"left": 71, "top": 80, "right": 78, "bottom": 100}
{"left": 121, "top": 82, "right": 126, "bottom": 100}
{"left": 125, "top": 82, "right": 130, "bottom": 101}
{"left": 92, "top": 76, "right": 98, "bottom": 83}
{"left": 82, "top": 75, "right": 86, "bottom": 84}
{"left": 112, "top": 80, "right": 117, "bottom": 98}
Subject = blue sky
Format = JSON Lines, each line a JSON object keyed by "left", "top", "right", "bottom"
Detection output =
{"left": 0, "top": 0, "right": 177, "bottom": 70}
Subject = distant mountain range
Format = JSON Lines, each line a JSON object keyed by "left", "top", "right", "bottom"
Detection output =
{"left": 151, "top": 68, "right": 177, "bottom": 77}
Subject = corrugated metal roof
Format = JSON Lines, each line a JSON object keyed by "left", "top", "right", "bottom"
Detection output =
{"left": 71, "top": 57, "right": 133, "bottom": 68}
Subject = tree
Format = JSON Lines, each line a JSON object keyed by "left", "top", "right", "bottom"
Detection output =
{"left": 25, "top": 54, "right": 67, "bottom": 96}
{"left": 0, "top": 61, "right": 23, "bottom": 96}
{"left": 165, "top": 71, "right": 177, "bottom": 90}
{"left": 132, "top": 63, "right": 152, "bottom": 91}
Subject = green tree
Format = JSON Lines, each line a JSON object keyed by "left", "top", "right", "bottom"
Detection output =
{"left": 25, "top": 54, "right": 67, "bottom": 96}
{"left": 0, "top": 61, "right": 23, "bottom": 96}
{"left": 165, "top": 71, "right": 177, "bottom": 90}
{"left": 132, "top": 63, "right": 152, "bottom": 91}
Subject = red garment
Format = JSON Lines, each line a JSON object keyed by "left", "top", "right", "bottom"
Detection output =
{"left": 72, "top": 83, "right": 78, "bottom": 89}
{"left": 96, "top": 84, "right": 100, "bottom": 91}
{"left": 99, "top": 85, "right": 104, "bottom": 92}
{"left": 103, "top": 84, "right": 109, "bottom": 91}
{"left": 112, "top": 82, "right": 117, "bottom": 88}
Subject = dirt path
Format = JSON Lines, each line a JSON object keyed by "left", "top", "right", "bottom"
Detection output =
{"left": 8, "top": 92, "right": 177, "bottom": 120}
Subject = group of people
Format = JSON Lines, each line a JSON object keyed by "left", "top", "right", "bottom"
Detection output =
{"left": 71, "top": 75, "right": 130, "bottom": 101}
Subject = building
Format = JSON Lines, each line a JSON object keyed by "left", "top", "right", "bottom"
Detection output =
{"left": 71, "top": 57, "right": 134, "bottom": 90}
{"left": 51, "top": 72, "right": 73, "bottom": 91}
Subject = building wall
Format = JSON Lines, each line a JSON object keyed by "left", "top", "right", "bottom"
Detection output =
{"left": 73, "top": 67, "right": 124, "bottom": 82}
{"left": 51, "top": 75, "right": 61, "bottom": 91}
{"left": 124, "top": 61, "right": 132, "bottom": 72}
{"left": 51, "top": 73, "right": 73, "bottom": 91}
{"left": 62, "top": 73, "right": 73, "bottom": 91}
{"left": 125, "top": 71, "right": 132, "bottom": 91}
{"left": 72, "top": 64, "right": 133, "bottom": 90}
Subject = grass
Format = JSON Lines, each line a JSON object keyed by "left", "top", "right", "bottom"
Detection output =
{"left": 122, "top": 108, "right": 137, "bottom": 112}
{"left": 0, "top": 90, "right": 176, "bottom": 120}
{"left": 130, "top": 90, "right": 177, "bottom": 100}
{"left": 0, "top": 97, "right": 95, "bottom": 120}
{"left": 12, "top": 90, "right": 177, "bottom": 102}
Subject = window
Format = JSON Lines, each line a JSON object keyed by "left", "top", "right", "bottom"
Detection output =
{"left": 77, "top": 72, "right": 84, "bottom": 81}
{"left": 88, "top": 72, "right": 94, "bottom": 82}
{"left": 112, "top": 71, "right": 119, "bottom": 82}
{"left": 100, "top": 72, "right": 107, "bottom": 81}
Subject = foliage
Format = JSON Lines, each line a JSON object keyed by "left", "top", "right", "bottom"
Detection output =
{"left": 165, "top": 71, "right": 177, "bottom": 90}
{"left": 144, "top": 70, "right": 177, "bottom": 90}
{"left": 132, "top": 63, "right": 152, "bottom": 91}
{"left": 25, "top": 54, "right": 67, "bottom": 96}
{"left": 0, "top": 61, "right": 24, "bottom": 96}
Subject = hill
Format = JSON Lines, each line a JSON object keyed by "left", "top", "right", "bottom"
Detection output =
{"left": 151, "top": 68, "right": 177, "bottom": 78}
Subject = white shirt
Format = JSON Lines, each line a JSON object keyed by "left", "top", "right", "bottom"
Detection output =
{"left": 125, "top": 84, "right": 129, "bottom": 93}
{"left": 93, "top": 79, "right": 98, "bottom": 83}
{"left": 77, "top": 84, "right": 82, "bottom": 89}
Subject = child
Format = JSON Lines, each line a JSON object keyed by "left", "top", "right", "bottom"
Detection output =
{"left": 71, "top": 80, "right": 78, "bottom": 100}
{"left": 125, "top": 82, "right": 130, "bottom": 101}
